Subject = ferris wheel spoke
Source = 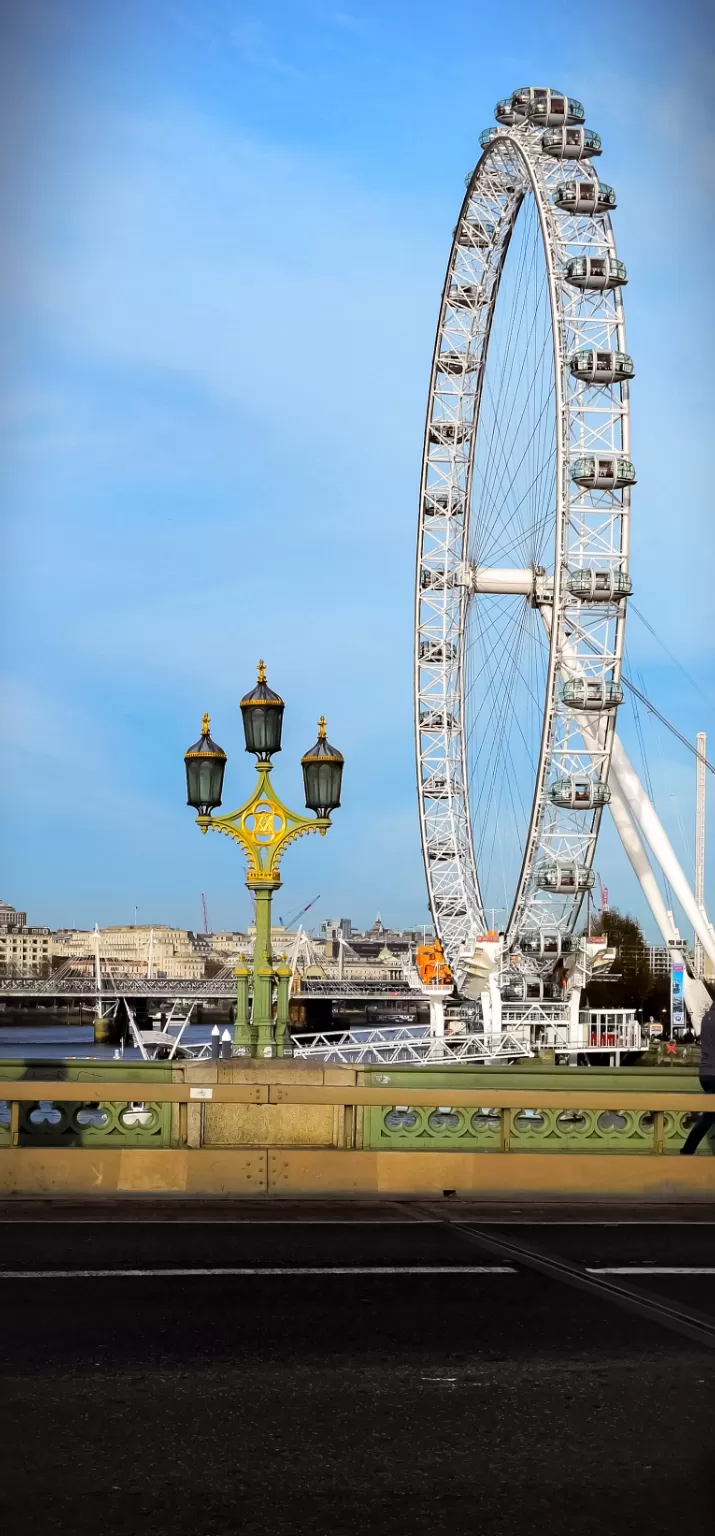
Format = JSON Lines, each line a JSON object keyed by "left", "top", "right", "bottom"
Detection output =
{"left": 474, "top": 217, "right": 544, "bottom": 522}
{"left": 473, "top": 387, "right": 556, "bottom": 564}
{"left": 467, "top": 603, "right": 526, "bottom": 740}
{"left": 466, "top": 603, "right": 539, "bottom": 792}
{"left": 472, "top": 605, "right": 532, "bottom": 876}
{"left": 477, "top": 275, "right": 552, "bottom": 533}
{"left": 476, "top": 365, "right": 553, "bottom": 552}
{"left": 478, "top": 275, "right": 551, "bottom": 515}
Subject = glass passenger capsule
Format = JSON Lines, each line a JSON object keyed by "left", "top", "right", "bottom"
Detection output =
{"left": 428, "top": 420, "right": 472, "bottom": 446}
{"left": 495, "top": 97, "right": 521, "bottom": 125}
{"left": 554, "top": 179, "right": 616, "bottom": 214}
{"left": 536, "top": 861, "right": 595, "bottom": 893}
{"left": 437, "top": 349, "right": 479, "bottom": 374}
{"left": 419, "top": 640, "right": 457, "bottom": 662}
{"left": 420, "top": 710, "right": 456, "bottom": 731}
{"left": 502, "top": 977, "right": 545, "bottom": 1002}
{"left": 518, "top": 932, "right": 573, "bottom": 957}
{"left": 512, "top": 85, "right": 562, "bottom": 110}
{"left": 565, "top": 256, "right": 627, "bottom": 290}
{"left": 571, "top": 455, "right": 636, "bottom": 490}
{"left": 448, "top": 280, "right": 482, "bottom": 308}
{"left": 567, "top": 569, "right": 632, "bottom": 601}
{"left": 520, "top": 89, "right": 585, "bottom": 127}
{"left": 420, "top": 567, "right": 445, "bottom": 589}
{"left": 429, "top": 845, "right": 455, "bottom": 862}
{"left": 479, "top": 127, "right": 501, "bottom": 148}
{"left": 423, "top": 491, "right": 466, "bottom": 517}
{"left": 423, "top": 776, "right": 450, "bottom": 799}
{"left": 569, "top": 349, "right": 634, "bottom": 383}
{"left": 562, "top": 678, "right": 623, "bottom": 711}
{"left": 549, "top": 777, "right": 611, "bottom": 809}
{"left": 542, "top": 126, "right": 602, "bottom": 160}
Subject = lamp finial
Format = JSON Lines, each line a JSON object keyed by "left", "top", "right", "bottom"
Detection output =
{"left": 201, "top": 712, "right": 211, "bottom": 736}
{"left": 318, "top": 715, "right": 327, "bottom": 740}
{"left": 257, "top": 659, "right": 266, "bottom": 683}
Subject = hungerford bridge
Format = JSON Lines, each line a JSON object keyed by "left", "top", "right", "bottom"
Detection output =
{"left": 3, "top": 83, "right": 713, "bottom": 1062}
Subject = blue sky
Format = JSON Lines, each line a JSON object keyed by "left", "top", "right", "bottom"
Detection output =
{"left": 1, "top": 0, "right": 713, "bottom": 939}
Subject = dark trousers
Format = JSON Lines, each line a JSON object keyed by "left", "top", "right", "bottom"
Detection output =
{"left": 680, "top": 1076, "right": 715, "bottom": 1155}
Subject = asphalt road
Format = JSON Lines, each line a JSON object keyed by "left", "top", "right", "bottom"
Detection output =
{"left": 1, "top": 1202, "right": 714, "bottom": 1535}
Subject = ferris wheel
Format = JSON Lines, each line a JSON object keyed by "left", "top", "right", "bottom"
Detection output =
{"left": 415, "top": 86, "right": 634, "bottom": 975}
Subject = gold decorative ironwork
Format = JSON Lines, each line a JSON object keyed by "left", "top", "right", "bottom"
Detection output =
{"left": 197, "top": 762, "right": 328, "bottom": 886}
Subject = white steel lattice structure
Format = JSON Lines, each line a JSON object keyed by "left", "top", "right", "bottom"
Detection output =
{"left": 415, "top": 87, "right": 632, "bottom": 979}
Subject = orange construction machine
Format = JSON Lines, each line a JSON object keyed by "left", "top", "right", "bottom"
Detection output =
{"left": 415, "top": 939, "right": 452, "bottom": 987}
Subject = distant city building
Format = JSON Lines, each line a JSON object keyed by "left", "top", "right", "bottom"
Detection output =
{"left": 52, "top": 925, "right": 205, "bottom": 980}
{"left": 321, "top": 918, "right": 353, "bottom": 941}
{"left": 0, "top": 904, "right": 435, "bottom": 983}
{"left": 61, "top": 954, "right": 150, "bottom": 977}
{"left": 0, "top": 901, "right": 28, "bottom": 932}
{"left": 0, "top": 902, "right": 51, "bottom": 972}
{"left": 647, "top": 945, "right": 671, "bottom": 977}
{"left": 316, "top": 915, "right": 433, "bottom": 982}
{"left": 206, "top": 931, "right": 251, "bottom": 957}
{"left": 345, "top": 916, "right": 434, "bottom": 960}
{"left": 0, "top": 926, "right": 51, "bottom": 973}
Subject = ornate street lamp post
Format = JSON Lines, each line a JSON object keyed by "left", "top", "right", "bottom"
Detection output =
{"left": 184, "top": 662, "right": 343, "bottom": 1057}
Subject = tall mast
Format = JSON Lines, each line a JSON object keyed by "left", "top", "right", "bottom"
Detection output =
{"left": 694, "top": 731, "right": 707, "bottom": 979}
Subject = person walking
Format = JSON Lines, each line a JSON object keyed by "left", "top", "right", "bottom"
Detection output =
{"left": 680, "top": 999, "right": 715, "bottom": 1155}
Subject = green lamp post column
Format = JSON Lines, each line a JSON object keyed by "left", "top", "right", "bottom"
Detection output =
{"left": 251, "top": 883, "right": 279, "bottom": 1057}
{"left": 184, "top": 664, "right": 344, "bottom": 1059}
{"left": 233, "top": 954, "right": 252, "bottom": 1054}
{"left": 274, "top": 954, "right": 294, "bottom": 1058}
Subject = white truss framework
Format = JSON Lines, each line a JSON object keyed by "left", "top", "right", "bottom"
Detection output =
{"left": 415, "top": 99, "right": 630, "bottom": 974}
{"left": 291, "top": 1027, "right": 532, "bottom": 1065}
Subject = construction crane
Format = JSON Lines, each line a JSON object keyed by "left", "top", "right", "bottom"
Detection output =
{"left": 201, "top": 893, "right": 209, "bottom": 934}
{"left": 279, "top": 895, "right": 320, "bottom": 930}
{"left": 596, "top": 875, "right": 609, "bottom": 914}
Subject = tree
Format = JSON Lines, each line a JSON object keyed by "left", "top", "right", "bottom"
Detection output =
{"left": 584, "top": 908, "right": 654, "bottom": 1010}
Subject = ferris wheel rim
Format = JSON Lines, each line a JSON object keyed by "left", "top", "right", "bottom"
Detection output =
{"left": 458, "top": 134, "right": 567, "bottom": 945}
{"left": 415, "top": 106, "right": 631, "bottom": 970}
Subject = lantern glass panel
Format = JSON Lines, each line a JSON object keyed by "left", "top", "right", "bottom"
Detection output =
{"left": 185, "top": 754, "right": 225, "bottom": 814}
{"left": 241, "top": 700, "right": 284, "bottom": 758}
{"left": 303, "top": 757, "right": 343, "bottom": 817}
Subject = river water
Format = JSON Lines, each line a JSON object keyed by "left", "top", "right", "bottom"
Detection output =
{"left": 0, "top": 1023, "right": 222, "bottom": 1061}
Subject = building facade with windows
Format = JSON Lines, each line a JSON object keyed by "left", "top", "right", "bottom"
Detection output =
{"left": 0, "top": 901, "right": 27, "bottom": 931}
{"left": 51, "top": 926, "right": 205, "bottom": 980}
{"left": 0, "top": 927, "right": 52, "bottom": 973}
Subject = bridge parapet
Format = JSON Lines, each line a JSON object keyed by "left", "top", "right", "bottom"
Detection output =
{"left": 0, "top": 1060, "right": 712, "bottom": 1198}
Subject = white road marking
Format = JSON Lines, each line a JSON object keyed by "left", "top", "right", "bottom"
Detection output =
{"left": 0, "top": 1264, "right": 517, "bottom": 1278}
{"left": 2, "top": 1217, "right": 714, "bottom": 1226}
{"left": 587, "top": 1266, "right": 715, "bottom": 1276}
{"left": 0, "top": 1262, "right": 712, "bottom": 1278}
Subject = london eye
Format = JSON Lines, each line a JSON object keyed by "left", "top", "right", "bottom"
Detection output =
{"left": 415, "top": 86, "right": 713, "bottom": 1023}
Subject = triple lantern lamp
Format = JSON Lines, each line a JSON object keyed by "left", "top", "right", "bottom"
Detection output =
{"left": 183, "top": 660, "right": 344, "bottom": 821}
